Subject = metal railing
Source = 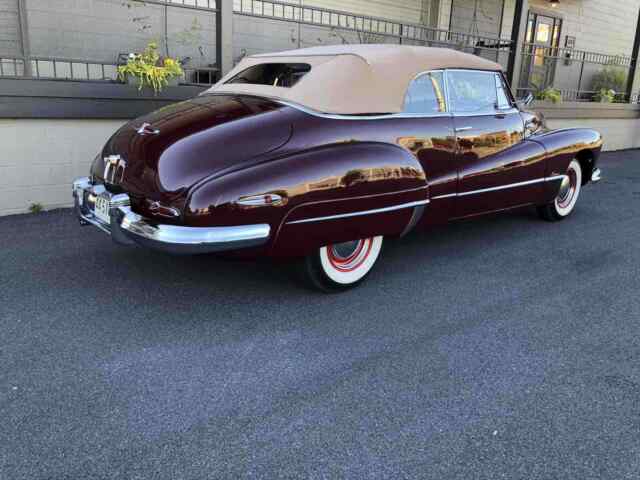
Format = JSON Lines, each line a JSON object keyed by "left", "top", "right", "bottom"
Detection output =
{"left": 517, "top": 43, "right": 635, "bottom": 102}
{"left": 0, "top": 56, "right": 219, "bottom": 85}
{"left": 233, "top": 0, "right": 512, "bottom": 64}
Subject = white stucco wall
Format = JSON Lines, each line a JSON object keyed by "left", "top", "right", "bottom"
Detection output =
{"left": 0, "top": 119, "right": 125, "bottom": 216}
{"left": 0, "top": 116, "right": 635, "bottom": 216}
{"left": 546, "top": 118, "right": 640, "bottom": 152}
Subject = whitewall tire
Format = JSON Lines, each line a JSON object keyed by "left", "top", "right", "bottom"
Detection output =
{"left": 304, "top": 236, "right": 384, "bottom": 291}
{"left": 538, "top": 159, "right": 582, "bottom": 221}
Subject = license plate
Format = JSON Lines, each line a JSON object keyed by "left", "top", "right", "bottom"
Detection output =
{"left": 94, "top": 195, "right": 111, "bottom": 224}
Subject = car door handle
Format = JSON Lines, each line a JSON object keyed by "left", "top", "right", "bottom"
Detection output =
{"left": 455, "top": 126, "right": 473, "bottom": 132}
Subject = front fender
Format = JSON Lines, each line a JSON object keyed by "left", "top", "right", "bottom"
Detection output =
{"left": 530, "top": 127, "right": 603, "bottom": 175}
{"left": 185, "top": 141, "right": 428, "bottom": 257}
{"left": 529, "top": 127, "right": 603, "bottom": 202}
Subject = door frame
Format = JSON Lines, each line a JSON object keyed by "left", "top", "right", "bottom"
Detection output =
{"left": 519, "top": 10, "right": 563, "bottom": 94}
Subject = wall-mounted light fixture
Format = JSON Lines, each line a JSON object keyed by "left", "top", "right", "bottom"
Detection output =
{"left": 549, "top": 0, "right": 560, "bottom": 7}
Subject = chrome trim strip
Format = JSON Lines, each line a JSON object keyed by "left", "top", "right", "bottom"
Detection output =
{"left": 431, "top": 175, "right": 567, "bottom": 200}
{"left": 286, "top": 199, "right": 430, "bottom": 225}
{"left": 274, "top": 99, "right": 451, "bottom": 121}
{"left": 431, "top": 193, "right": 458, "bottom": 200}
{"left": 116, "top": 207, "right": 271, "bottom": 254}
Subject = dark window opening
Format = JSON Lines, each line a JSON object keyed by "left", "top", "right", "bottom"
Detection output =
{"left": 225, "top": 63, "right": 311, "bottom": 88}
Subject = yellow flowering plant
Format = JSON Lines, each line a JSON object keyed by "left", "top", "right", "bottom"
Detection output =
{"left": 118, "top": 42, "right": 183, "bottom": 93}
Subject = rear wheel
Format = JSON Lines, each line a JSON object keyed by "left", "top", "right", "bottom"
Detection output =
{"left": 304, "top": 236, "right": 383, "bottom": 292}
{"left": 537, "top": 159, "right": 582, "bottom": 221}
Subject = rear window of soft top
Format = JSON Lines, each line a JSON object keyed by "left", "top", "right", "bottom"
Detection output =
{"left": 225, "top": 63, "right": 311, "bottom": 88}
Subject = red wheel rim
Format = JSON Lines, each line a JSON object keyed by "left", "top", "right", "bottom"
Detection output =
{"left": 327, "top": 238, "right": 374, "bottom": 272}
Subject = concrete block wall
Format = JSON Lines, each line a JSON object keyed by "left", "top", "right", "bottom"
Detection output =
{"left": 0, "top": 119, "right": 124, "bottom": 216}
{"left": 528, "top": 0, "right": 639, "bottom": 57}
{"left": 24, "top": 0, "right": 217, "bottom": 68}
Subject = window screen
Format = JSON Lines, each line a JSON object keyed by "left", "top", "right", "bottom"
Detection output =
{"left": 446, "top": 70, "right": 498, "bottom": 114}
{"left": 225, "top": 63, "right": 311, "bottom": 88}
{"left": 403, "top": 71, "right": 446, "bottom": 114}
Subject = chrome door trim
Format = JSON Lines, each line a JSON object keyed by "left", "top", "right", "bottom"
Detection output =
{"left": 431, "top": 175, "right": 567, "bottom": 200}
{"left": 286, "top": 199, "right": 430, "bottom": 225}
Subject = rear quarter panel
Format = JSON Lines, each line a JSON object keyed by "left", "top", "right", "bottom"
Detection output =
{"left": 186, "top": 141, "right": 428, "bottom": 257}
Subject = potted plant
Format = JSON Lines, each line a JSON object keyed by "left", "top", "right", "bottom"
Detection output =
{"left": 593, "top": 88, "right": 616, "bottom": 103}
{"left": 118, "top": 42, "right": 184, "bottom": 93}
{"left": 534, "top": 87, "right": 562, "bottom": 104}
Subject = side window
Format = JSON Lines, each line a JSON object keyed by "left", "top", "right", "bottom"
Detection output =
{"left": 495, "top": 73, "right": 512, "bottom": 109}
{"left": 403, "top": 71, "right": 446, "bottom": 114}
{"left": 446, "top": 70, "right": 498, "bottom": 114}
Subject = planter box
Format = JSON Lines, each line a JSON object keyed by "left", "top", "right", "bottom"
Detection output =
{"left": 125, "top": 75, "right": 180, "bottom": 91}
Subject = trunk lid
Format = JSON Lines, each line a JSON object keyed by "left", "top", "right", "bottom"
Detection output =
{"left": 96, "top": 95, "right": 292, "bottom": 201}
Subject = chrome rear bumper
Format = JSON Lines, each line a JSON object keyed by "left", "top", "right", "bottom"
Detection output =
{"left": 72, "top": 177, "right": 271, "bottom": 255}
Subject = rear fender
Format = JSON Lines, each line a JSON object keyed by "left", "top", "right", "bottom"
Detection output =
{"left": 186, "top": 142, "right": 428, "bottom": 257}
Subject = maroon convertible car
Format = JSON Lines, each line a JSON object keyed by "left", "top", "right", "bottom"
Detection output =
{"left": 73, "top": 45, "right": 603, "bottom": 291}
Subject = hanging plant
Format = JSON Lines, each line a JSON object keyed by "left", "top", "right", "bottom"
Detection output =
{"left": 118, "top": 42, "right": 183, "bottom": 93}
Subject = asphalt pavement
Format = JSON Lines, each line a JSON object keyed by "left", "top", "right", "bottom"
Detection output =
{"left": 1, "top": 150, "right": 639, "bottom": 479}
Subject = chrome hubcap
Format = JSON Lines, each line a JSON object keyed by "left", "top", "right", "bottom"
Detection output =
{"left": 557, "top": 168, "right": 577, "bottom": 209}
{"left": 558, "top": 175, "right": 571, "bottom": 201}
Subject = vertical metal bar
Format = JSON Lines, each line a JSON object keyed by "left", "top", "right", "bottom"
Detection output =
{"left": 498, "top": 0, "right": 506, "bottom": 39}
{"left": 53, "top": 59, "right": 57, "bottom": 78}
{"left": 626, "top": 7, "right": 640, "bottom": 102}
{"left": 298, "top": 0, "right": 302, "bottom": 48}
{"left": 577, "top": 51, "right": 585, "bottom": 99}
{"left": 399, "top": 23, "right": 403, "bottom": 45}
{"left": 0, "top": 59, "right": 4, "bottom": 76}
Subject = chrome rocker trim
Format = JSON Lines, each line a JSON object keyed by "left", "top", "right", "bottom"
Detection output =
{"left": 285, "top": 199, "right": 430, "bottom": 225}
{"left": 72, "top": 177, "right": 270, "bottom": 255}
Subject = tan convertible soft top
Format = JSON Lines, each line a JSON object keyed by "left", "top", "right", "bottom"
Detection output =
{"left": 206, "top": 45, "right": 503, "bottom": 115}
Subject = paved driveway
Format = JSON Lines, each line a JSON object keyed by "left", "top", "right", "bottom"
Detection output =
{"left": 1, "top": 151, "right": 639, "bottom": 479}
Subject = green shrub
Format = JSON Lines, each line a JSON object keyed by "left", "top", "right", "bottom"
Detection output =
{"left": 593, "top": 88, "right": 616, "bottom": 103}
{"left": 535, "top": 87, "right": 562, "bottom": 104}
{"left": 591, "top": 67, "right": 627, "bottom": 95}
{"left": 29, "top": 203, "right": 44, "bottom": 214}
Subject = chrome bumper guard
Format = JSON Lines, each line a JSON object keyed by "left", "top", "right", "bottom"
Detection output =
{"left": 72, "top": 177, "right": 271, "bottom": 254}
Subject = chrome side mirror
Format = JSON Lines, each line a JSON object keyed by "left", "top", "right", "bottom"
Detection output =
{"left": 518, "top": 92, "right": 534, "bottom": 108}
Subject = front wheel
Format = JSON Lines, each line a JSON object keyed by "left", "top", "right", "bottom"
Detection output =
{"left": 304, "top": 236, "right": 384, "bottom": 292}
{"left": 537, "top": 159, "right": 583, "bottom": 221}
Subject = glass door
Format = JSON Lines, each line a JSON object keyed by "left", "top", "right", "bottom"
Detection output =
{"left": 519, "top": 12, "right": 562, "bottom": 94}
